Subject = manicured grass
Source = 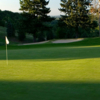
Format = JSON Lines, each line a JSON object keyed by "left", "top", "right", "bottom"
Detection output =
{"left": 1, "top": 37, "right": 100, "bottom": 50}
{"left": 0, "top": 42, "right": 100, "bottom": 100}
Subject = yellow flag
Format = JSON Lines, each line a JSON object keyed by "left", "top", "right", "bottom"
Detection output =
{"left": 5, "top": 36, "right": 9, "bottom": 44}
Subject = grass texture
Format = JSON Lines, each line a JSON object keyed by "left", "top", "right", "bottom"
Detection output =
{"left": 0, "top": 40, "right": 100, "bottom": 100}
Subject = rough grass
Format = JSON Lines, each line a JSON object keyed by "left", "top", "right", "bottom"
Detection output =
{"left": 0, "top": 39, "right": 100, "bottom": 100}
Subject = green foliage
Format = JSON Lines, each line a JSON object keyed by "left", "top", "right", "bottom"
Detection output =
{"left": 17, "top": 26, "right": 26, "bottom": 41}
{"left": 46, "top": 20, "right": 58, "bottom": 39}
{"left": 46, "top": 30, "right": 54, "bottom": 40}
{"left": 0, "top": 10, "right": 5, "bottom": 27}
{"left": 90, "top": 20, "right": 98, "bottom": 29}
{"left": 0, "top": 26, "right": 6, "bottom": 36}
{"left": 56, "top": 27, "right": 66, "bottom": 38}
{"left": 0, "top": 19, "right": 5, "bottom": 27}
{"left": 19, "top": 0, "right": 54, "bottom": 42}
{"left": 55, "top": 19, "right": 75, "bottom": 39}
{"left": 0, "top": 10, "right": 20, "bottom": 28}
{"left": 18, "top": 31, "right": 26, "bottom": 41}
{"left": 0, "top": 10, "right": 21, "bottom": 42}
{"left": 7, "top": 21, "right": 15, "bottom": 37}
{"left": 59, "top": 0, "right": 96, "bottom": 38}
{"left": 17, "top": 13, "right": 26, "bottom": 41}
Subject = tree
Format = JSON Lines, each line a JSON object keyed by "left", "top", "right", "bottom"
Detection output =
{"left": 36, "top": 0, "right": 54, "bottom": 41}
{"left": 7, "top": 20, "right": 15, "bottom": 37}
{"left": 19, "top": 0, "right": 41, "bottom": 41}
{"left": 89, "top": 0, "right": 100, "bottom": 36}
{"left": 0, "top": 10, "right": 5, "bottom": 26}
{"left": 17, "top": 13, "right": 26, "bottom": 41}
{"left": 39, "top": 0, "right": 53, "bottom": 21}
{"left": 19, "top": 0, "right": 53, "bottom": 42}
{"left": 59, "top": 0, "right": 94, "bottom": 38}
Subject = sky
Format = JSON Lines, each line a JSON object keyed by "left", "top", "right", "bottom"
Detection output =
{"left": 0, "top": 0, "right": 62, "bottom": 16}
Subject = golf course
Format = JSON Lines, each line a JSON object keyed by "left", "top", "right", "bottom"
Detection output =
{"left": 0, "top": 0, "right": 100, "bottom": 99}
{"left": 0, "top": 37, "right": 100, "bottom": 100}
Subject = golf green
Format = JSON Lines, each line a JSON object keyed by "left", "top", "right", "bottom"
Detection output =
{"left": 0, "top": 45, "right": 100, "bottom": 100}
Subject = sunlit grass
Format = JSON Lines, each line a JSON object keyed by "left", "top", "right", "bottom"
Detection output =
{"left": 0, "top": 45, "right": 100, "bottom": 82}
{"left": 0, "top": 58, "right": 100, "bottom": 82}
{"left": 0, "top": 43, "right": 100, "bottom": 100}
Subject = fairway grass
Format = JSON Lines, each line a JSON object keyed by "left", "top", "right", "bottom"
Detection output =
{"left": 0, "top": 58, "right": 100, "bottom": 82}
{"left": 0, "top": 45, "right": 100, "bottom": 100}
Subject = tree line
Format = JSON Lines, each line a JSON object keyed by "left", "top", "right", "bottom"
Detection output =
{"left": 0, "top": 10, "right": 21, "bottom": 38}
{"left": 0, "top": 0, "right": 99, "bottom": 42}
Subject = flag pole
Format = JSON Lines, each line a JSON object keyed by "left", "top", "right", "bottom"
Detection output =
{"left": 5, "top": 36, "right": 8, "bottom": 65}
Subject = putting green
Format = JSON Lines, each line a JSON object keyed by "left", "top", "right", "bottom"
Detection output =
{"left": 0, "top": 45, "right": 100, "bottom": 100}
{"left": 0, "top": 58, "right": 100, "bottom": 82}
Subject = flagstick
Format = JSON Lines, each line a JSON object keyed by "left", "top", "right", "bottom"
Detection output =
{"left": 5, "top": 36, "right": 8, "bottom": 65}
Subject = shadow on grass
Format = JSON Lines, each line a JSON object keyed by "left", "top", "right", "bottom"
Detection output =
{"left": 0, "top": 46, "right": 100, "bottom": 60}
{"left": 0, "top": 81, "right": 100, "bottom": 100}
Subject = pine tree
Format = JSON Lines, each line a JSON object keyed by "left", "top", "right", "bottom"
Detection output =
{"left": 59, "top": 0, "right": 93, "bottom": 38}
{"left": 39, "top": 0, "right": 54, "bottom": 41}
{"left": 20, "top": 0, "right": 40, "bottom": 41}
{"left": 39, "top": 0, "right": 53, "bottom": 21}
{"left": 19, "top": 0, "right": 53, "bottom": 42}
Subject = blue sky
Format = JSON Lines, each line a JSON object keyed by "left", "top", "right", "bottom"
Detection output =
{"left": 0, "top": 0, "right": 62, "bottom": 16}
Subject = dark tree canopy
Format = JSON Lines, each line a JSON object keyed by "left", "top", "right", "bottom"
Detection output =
{"left": 7, "top": 21, "right": 15, "bottom": 37}
{"left": 0, "top": 10, "right": 20, "bottom": 28}
{"left": 59, "top": 0, "right": 94, "bottom": 38}
{"left": 19, "top": 0, "right": 54, "bottom": 42}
